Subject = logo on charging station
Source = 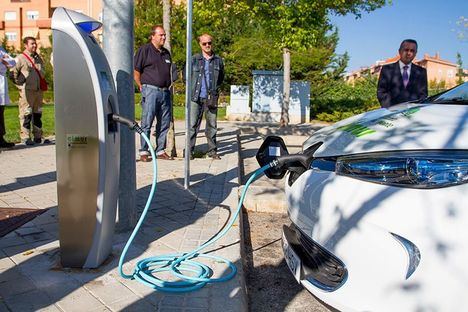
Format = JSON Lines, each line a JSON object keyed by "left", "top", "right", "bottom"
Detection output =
{"left": 67, "top": 135, "right": 88, "bottom": 148}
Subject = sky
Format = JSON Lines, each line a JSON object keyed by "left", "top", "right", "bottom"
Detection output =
{"left": 330, "top": 0, "right": 467, "bottom": 72}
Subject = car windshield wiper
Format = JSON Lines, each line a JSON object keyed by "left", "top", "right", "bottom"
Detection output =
{"left": 432, "top": 97, "right": 468, "bottom": 104}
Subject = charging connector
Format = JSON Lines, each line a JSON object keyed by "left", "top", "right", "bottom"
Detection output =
{"left": 111, "top": 114, "right": 143, "bottom": 134}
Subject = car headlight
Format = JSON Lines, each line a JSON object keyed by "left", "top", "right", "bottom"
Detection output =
{"left": 334, "top": 151, "right": 468, "bottom": 189}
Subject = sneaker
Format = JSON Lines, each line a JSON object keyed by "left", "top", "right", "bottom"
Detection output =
{"left": 208, "top": 153, "right": 221, "bottom": 160}
{"left": 43, "top": 139, "right": 51, "bottom": 144}
{"left": 156, "top": 152, "right": 173, "bottom": 160}
{"left": 24, "top": 139, "right": 35, "bottom": 146}
{"left": 140, "top": 155, "right": 152, "bottom": 162}
{"left": 0, "top": 140, "right": 15, "bottom": 148}
{"left": 34, "top": 138, "right": 42, "bottom": 144}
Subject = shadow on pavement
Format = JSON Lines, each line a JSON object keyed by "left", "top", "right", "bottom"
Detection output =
{"left": 0, "top": 168, "right": 242, "bottom": 311}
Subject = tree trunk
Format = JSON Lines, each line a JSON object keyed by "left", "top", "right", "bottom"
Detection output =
{"left": 280, "top": 47, "right": 290, "bottom": 127}
{"left": 163, "top": 0, "right": 177, "bottom": 157}
{"left": 163, "top": 0, "right": 171, "bottom": 52}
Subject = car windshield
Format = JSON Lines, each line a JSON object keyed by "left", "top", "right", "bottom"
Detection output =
{"left": 426, "top": 82, "right": 468, "bottom": 105}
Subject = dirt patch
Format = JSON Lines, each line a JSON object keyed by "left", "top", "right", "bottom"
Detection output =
{"left": 242, "top": 210, "right": 330, "bottom": 312}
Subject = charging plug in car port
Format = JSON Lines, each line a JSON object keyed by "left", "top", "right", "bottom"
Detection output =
{"left": 283, "top": 224, "right": 347, "bottom": 291}
{"left": 256, "top": 136, "right": 322, "bottom": 183}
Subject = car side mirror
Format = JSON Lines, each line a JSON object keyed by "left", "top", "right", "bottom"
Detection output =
{"left": 256, "top": 136, "right": 289, "bottom": 179}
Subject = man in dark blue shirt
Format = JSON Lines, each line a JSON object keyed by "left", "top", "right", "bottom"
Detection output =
{"left": 188, "top": 33, "right": 225, "bottom": 159}
{"left": 134, "top": 25, "right": 173, "bottom": 161}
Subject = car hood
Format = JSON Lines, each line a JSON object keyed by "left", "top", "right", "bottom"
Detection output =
{"left": 304, "top": 103, "right": 468, "bottom": 158}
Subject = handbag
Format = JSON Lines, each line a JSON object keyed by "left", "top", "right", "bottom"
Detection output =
{"left": 201, "top": 60, "right": 218, "bottom": 109}
{"left": 22, "top": 52, "right": 48, "bottom": 91}
{"left": 206, "top": 92, "right": 219, "bottom": 109}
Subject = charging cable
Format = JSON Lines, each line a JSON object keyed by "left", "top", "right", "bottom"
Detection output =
{"left": 113, "top": 114, "right": 272, "bottom": 292}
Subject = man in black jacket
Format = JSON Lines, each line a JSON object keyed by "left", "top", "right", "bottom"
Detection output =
{"left": 377, "top": 39, "right": 428, "bottom": 108}
{"left": 188, "top": 33, "right": 224, "bottom": 159}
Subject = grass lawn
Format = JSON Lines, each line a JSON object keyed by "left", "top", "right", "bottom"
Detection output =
{"left": 3, "top": 103, "right": 226, "bottom": 143}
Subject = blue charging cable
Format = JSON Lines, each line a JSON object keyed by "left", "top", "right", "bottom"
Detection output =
{"left": 118, "top": 131, "right": 271, "bottom": 292}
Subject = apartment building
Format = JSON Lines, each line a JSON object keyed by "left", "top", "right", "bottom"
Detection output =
{"left": 345, "top": 53, "right": 466, "bottom": 88}
{"left": 0, "top": 0, "right": 103, "bottom": 50}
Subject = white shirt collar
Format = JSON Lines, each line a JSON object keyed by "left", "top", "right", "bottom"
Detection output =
{"left": 399, "top": 60, "right": 412, "bottom": 70}
{"left": 399, "top": 60, "right": 412, "bottom": 79}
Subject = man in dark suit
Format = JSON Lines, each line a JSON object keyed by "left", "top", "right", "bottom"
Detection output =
{"left": 377, "top": 39, "right": 428, "bottom": 108}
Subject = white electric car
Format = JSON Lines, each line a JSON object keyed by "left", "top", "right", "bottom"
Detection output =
{"left": 257, "top": 82, "right": 468, "bottom": 311}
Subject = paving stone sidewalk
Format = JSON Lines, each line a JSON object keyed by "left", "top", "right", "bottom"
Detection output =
{"left": 0, "top": 122, "right": 247, "bottom": 312}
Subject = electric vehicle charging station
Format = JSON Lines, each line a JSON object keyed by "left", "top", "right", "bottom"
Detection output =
{"left": 52, "top": 7, "right": 120, "bottom": 268}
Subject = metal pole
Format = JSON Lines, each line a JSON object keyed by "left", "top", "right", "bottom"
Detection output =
{"left": 184, "top": 0, "right": 193, "bottom": 190}
{"left": 102, "top": 0, "right": 137, "bottom": 231}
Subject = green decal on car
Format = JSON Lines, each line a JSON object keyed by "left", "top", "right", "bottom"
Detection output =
{"left": 338, "top": 124, "right": 376, "bottom": 137}
{"left": 338, "top": 107, "right": 422, "bottom": 137}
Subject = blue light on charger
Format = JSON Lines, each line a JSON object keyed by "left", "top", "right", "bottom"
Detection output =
{"left": 77, "top": 22, "right": 101, "bottom": 33}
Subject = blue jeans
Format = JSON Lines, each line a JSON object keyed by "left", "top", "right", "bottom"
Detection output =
{"left": 189, "top": 100, "right": 217, "bottom": 155}
{"left": 139, "top": 84, "right": 171, "bottom": 155}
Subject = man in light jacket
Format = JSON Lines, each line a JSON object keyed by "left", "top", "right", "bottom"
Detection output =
{"left": 12, "top": 37, "right": 48, "bottom": 145}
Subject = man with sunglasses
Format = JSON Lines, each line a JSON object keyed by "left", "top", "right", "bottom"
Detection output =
{"left": 188, "top": 33, "right": 224, "bottom": 160}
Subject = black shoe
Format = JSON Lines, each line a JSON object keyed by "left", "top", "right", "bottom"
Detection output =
{"left": 43, "top": 139, "right": 51, "bottom": 144}
{"left": 0, "top": 140, "right": 15, "bottom": 148}
{"left": 24, "top": 139, "right": 35, "bottom": 146}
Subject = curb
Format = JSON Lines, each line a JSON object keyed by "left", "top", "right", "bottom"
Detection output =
{"left": 221, "top": 127, "right": 248, "bottom": 312}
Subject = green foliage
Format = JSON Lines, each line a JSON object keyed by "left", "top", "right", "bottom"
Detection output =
{"left": 134, "top": 0, "right": 164, "bottom": 49}
{"left": 131, "top": 0, "right": 388, "bottom": 120}
{"left": 252, "top": 0, "right": 386, "bottom": 51}
{"left": 312, "top": 74, "right": 380, "bottom": 122}
{"left": 39, "top": 45, "right": 54, "bottom": 90}
{"left": 428, "top": 79, "right": 447, "bottom": 95}
{"left": 224, "top": 32, "right": 282, "bottom": 86}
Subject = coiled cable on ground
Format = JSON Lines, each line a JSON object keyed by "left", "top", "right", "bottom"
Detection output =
{"left": 118, "top": 130, "right": 271, "bottom": 292}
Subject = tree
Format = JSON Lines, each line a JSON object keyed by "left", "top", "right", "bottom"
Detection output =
{"left": 250, "top": 0, "right": 386, "bottom": 126}
{"left": 456, "top": 52, "right": 464, "bottom": 84}
{"left": 162, "top": 0, "right": 177, "bottom": 157}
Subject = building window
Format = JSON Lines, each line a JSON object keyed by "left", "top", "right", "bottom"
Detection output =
{"left": 5, "top": 11, "right": 17, "bottom": 21}
{"left": 5, "top": 32, "right": 17, "bottom": 41}
{"left": 447, "top": 70, "right": 454, "bottom": 78}
{"left": 26, "top": 10, "right": 39, "bottom": 20}
{"left": 98, "top": 12, "right": 103, "bottom": 22}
